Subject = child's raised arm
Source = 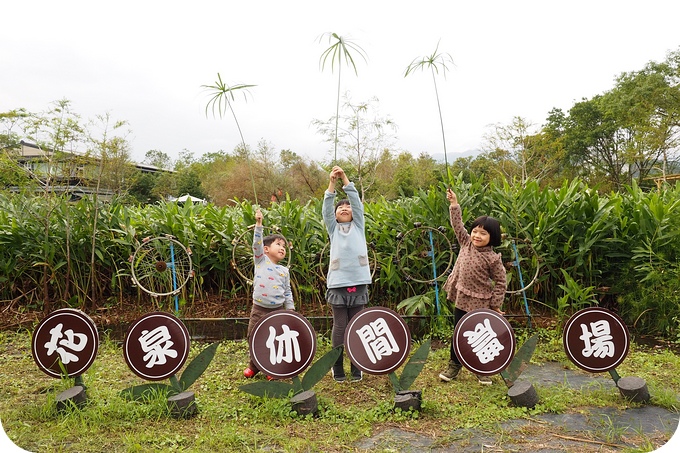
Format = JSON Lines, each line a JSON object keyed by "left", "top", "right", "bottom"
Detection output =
{"left": 255, "top": 208, "right": 263, "bottom": 226}
{"left": 333, "top": 166, "right": 350, "bottom": 186}
{"left": 446, "top": 188, "right": 458, "bottom": 206}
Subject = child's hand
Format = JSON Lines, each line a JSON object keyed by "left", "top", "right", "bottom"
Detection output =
{"left": 255, "top": 208, "right": 263, "bottom": 225}
{"left": 332, "top": 166, "right": 349, "bottom": 186}
{"left": 493, "top": 307, "right": 505, "bottom": 315}
{"left": 446, "top": 188, "right": 458, "bottom": 205}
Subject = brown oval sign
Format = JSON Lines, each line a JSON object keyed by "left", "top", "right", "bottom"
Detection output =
{"left": 249, "top": 310, "right": 317, "bottom": 379}
{"left": 31, "top": 308, "right": 99, "bottom": 378}
{"left": 453, "top": 308, "right": 515, "bottom": 376}
{"left": 123, "top": 312, "right": 191, "bottom": 381}
{"left": 563, "top": 307, "right": 630, "bottom": 373}
{"left": 344, "top": 307, "right": 412, "bottom": 375}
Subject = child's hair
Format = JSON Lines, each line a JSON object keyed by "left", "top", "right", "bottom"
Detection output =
{"left": 263, "top": 233, "right": 287, "bottom": 247}
{"left": 471, "top": 216, "right": 502, "bottom": 247}
{"left": 335, "top": 199, "right": 350, "bottom": 211}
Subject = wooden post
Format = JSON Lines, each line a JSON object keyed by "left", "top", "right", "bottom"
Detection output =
{"left": 56, "top": 385, "right": 87, "bottom": 411}
{"left": 617, "top": 376, "right": 650, "bottom": 403}
{"left": 168, "top": 391, "right": 198, "bottom": 419}
{"left": 290, "top": 390, "right": 318, "bottom": 416}
{"left": 507, "top": 380, "right": 539, "bottom": 408}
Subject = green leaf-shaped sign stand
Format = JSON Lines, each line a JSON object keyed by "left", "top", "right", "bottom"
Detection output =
{"left": 121, "top": 342, "right": 219, "bottom": 400}
{"left": 389, "top": 339, "right": 430, "bottom": 393}
{"left": 239, "top": 346, "right": 343, "bottom": 398}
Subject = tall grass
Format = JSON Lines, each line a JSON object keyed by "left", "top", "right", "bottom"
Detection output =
{"left": 1, "top": 179, "right": 678, "bottom": 338}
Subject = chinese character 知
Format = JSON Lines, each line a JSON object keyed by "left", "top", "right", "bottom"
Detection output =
{"left": 44, "top": 323, "right": 88, "bottom": 365}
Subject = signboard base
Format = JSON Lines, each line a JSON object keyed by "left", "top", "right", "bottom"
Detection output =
{"left": 394, "top": 390, "right": 422, "bottom": 412}
{"left": 617, "top": 376, "right": 650, "bottom": 403}
{"left": 56, "top": 385, "right": 87, "bottom": 411}
{"left": 290, "top": 390, "right": 318, "bottom": 416}
{"left": 168, "top": 391, "right": 197, "bottom": 419}
{"left": 507, "top": 380, "right": 539, "bottom": 408}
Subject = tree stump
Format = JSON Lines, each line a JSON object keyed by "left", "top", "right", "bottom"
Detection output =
{"left": 507, "top": 380, "right": 539, "bottom": 408}
{"left": 394, "top": 390, "right": 422, "bottom": 412}
{"left": 168, "top": 391, "right": 198, "bottom": 419}
{"left": 56, "top": 385, "right": 87, "bottom": 411}
{"left": 617, "top": 376, "right": 650, "bottom": 403}
{"left": 290, "top": 390, "right": 318, "bottom": 416}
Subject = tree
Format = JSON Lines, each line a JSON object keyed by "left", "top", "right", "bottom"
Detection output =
{"left": 175, "top": 166, "right": 207, "bottom": 200}
{"left": 318, "top": 32, "right": 368, "bottom": 164}
{"left": 404, "top": 41, "right": 455, "bottom": 182}
{"left": 143, "top": 149, "right": 173, "bottom": 170}
{"left": 481, "top": 116, "right": 561, "bottom": 185}
{"left": 607, "top": 48, "right": 680, "bottom": 183}
{"left": 562, "top": 96, "right": 631, "bottom": 190}
{"left": 88, "top": 113, "right": 136, "bottom": 196}
{"left": 313, "top": 94, "right": 397, "bottom": 199}
{"left": 280, "top": 149, "right": 326, "bottom": 199}
{"left": 0, "top": 108, "right": 30, "bottom": 149}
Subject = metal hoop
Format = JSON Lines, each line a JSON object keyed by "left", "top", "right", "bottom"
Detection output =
{"left": 130, "top": 235, "right": 193, "bottom": 297}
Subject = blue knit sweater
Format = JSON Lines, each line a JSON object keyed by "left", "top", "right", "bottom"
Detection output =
{"left": 323, "top": 182, "right": 372, "bottom": 289}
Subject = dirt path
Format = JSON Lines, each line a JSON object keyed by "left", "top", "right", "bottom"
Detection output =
{"left": 355, "top": 362, "right": 679, "bottom": 452}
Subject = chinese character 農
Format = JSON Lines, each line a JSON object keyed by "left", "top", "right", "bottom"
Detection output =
{"left": 462, "top": 318, "right": 505, "bottom": 364}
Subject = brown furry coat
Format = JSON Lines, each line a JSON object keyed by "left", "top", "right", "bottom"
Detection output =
{"left": 442, "top": 204, "right": 506, "bottom": 312}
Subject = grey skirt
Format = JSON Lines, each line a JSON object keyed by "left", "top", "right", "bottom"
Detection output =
{"left": 326, "top": 285, "right": 369, "bottom": 307}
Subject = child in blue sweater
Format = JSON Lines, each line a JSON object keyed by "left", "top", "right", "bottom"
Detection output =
{"left": 323, "top": 166, "right": 372, "bottom": 382}
{"left": 243, "top": 208, "right": 294, "bottom": 378}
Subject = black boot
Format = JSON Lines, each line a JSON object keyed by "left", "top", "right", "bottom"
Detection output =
{"left": 332, "top": 356, "right": 346, "bottom": 382}
{"left": 350, "top": 363, "right": 362, "bottom": 381}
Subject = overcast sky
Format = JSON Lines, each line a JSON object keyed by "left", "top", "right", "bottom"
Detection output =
{"left": 2, "top": 0, "right": 679, "bottom": 166}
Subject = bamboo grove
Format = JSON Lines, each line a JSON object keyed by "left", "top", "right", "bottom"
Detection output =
{"left": 1, "top": 175, "right": 678, "bottom": 340}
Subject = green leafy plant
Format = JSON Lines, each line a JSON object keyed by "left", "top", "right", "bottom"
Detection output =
{"left": 404, "top": 41, "right": 455, "bottom": 179}
{"left": 121, "top": 342, "right": 219, "bottom": 400}
{"left": 201, "top": 73, "right": 258, "bottom": 203}
{"left": 318, "top": 32, "right": 368, "bottom": 163}
{"left": 556, "top": 269, "right": 598, "bottom": 320}
{"left": 387, "top": 339, "right": 430, "bottom": 393}
{"left": 239, "top": 346, "right": 342, "bottom": 398}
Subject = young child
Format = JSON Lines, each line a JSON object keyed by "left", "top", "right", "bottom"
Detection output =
{"left": 439, "top": 188, "right": 506, "bottom": 385}
{"left": 243, "top": 208, "right": 294, "bottom": 378}
{"left": 323, "top": 166, "right": 372, "bottom": 382}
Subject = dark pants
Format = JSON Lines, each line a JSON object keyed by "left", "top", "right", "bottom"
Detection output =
{"left": 331, "top": 304, "right": 364, "bottom": 370}
{"left": 449, "top": 307, "right": 467, "bottom": 365}
{"left": 246, "top": 304, "right": 285, "bottom": 371}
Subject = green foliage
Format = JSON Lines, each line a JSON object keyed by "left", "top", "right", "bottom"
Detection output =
{"left": 178, "top": 342, "right": 220, "bottom": 390}
{"left": 556, "top": 269, "right": 598, "bottom": 319}
{"left": 239, "top": 346, "right": 342, "bottom": 398}
{"left": 389, "top": 339, "right": 431, "bottom": 393}
{"left": 1, "top": 177, "right": 680, "bottom": 339}
{"left": 121, "top": 342, "right": 219, "bottom": 400}
{"left": 300, "top": 345, "right": 343, "bottom": 392}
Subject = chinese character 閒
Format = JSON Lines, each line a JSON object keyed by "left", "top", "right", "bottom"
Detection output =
{"left": 355, "top": 317, "right": 400, "bottom": 364}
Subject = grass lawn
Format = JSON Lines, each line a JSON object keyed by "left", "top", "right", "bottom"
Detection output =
{"left": 1, "top": 327, "right": 679, "bottom": 452}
